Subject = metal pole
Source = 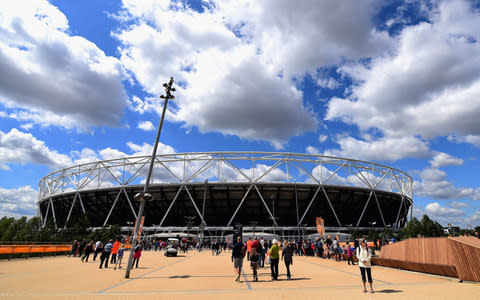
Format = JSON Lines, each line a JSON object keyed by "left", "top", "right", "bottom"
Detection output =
{"left": 125, "top": 78, "right": 175, "bottom": 279}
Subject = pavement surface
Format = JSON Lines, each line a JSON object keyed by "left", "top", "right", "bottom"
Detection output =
{"left": 0, "top": 250, "right": 478, "bottom": 299}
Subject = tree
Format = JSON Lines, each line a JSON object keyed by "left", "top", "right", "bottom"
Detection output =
{"left": 0, "top": 217, "right": 15, "bottom": 241}
{"left": 399, "top": 215, "right": 444, "bottom": 239}
{"left": 367, "top": 228, "right": 378, "bottom": 241}
{"left": 381, "top": 226, "right": 392, "bottom": 240}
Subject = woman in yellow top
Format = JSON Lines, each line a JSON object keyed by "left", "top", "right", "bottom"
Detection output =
{"left": 269, "top": 239, "right": 280, "bottom": 280}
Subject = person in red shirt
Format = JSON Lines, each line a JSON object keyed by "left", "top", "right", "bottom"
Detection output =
{"left": 246, "top": 237, "right": 253, "bottom": 261}
{"left": 110, "top": 239, "right": 121, "bottom": 264}
{"left": 252, "top": 236, "right": 259, "bottom": 252}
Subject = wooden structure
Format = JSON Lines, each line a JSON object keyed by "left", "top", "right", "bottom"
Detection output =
{"left": 374, "top": 236, "right": 480, "bottom": 282}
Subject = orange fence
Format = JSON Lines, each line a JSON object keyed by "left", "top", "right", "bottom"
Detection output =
{"left": 0, "top": 243, "right": 133, "bottom": 257}
{"left": 0, "top": 244, "right": 71, "bottom": 255}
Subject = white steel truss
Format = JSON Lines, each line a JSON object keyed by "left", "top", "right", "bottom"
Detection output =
{"left": 38, "top": 152, "right": 413, "bottom": 229}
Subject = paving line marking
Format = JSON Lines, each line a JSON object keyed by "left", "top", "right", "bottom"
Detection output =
{"left": 98, "top": 253, "right": 197, "bottom": 294}
{"left": 241, "top": 269, "right": 252, "bottom": 290}
{"left": 297, "top": 258, "right": 393, "bottom": 285}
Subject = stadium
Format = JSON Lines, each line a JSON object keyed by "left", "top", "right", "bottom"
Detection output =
{"left": 38, "top": 152, "right": 413, "bottom": 238}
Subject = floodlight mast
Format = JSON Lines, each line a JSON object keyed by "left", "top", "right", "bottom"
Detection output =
{"left": 125, "top": 77, "right": 175, "bottom": 279}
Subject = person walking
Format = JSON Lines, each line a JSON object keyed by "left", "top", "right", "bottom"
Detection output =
{"left": 69, "top": 240, "right": 77, "bottom": 257}
{"left": 99, "top": 240, "right": 113, "bottom": 269}
{"left": 93, "top": 241, "right": 101, "bottom": 261}
{"left": 357, "top": 240, "right": 374, "bottom": 293}
{"left": 232, "top": 236, "right": 245, "bottom": 282}
{"left": 110, "top": 238, "right": 121, "bottom": 264}
{"left": 250, "top": 247, "right": 260, "bottom": 281}
{"left": 259, "top": 237, "right": 265, "bottom": 267}
{"left": 114, "top": 244, "right": 125, "bottom": 270}
{"left": 269, "top": 239, "right": 280, "bottom": 280}
{"left": 132, "top": 244, "right": 142, "bottom": 268}
{"left": 281, "top": 240, "right": 294, "bottom": 280}
{"left": 246, "top": 237, "right": 253, "bottom": 261}
{"left": 347, "top": 242, "right": 355, "bottom": 265}
{"left": 83, "top": 241, "right": 94, "bottom": 262}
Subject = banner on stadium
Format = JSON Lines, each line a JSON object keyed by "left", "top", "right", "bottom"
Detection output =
{"left": 316, "top": 217, "right": 324, "bottom": 236}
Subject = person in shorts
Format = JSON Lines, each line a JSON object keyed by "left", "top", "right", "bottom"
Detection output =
{"left": 232, "top": 236, "right": 245, "bottom": 282}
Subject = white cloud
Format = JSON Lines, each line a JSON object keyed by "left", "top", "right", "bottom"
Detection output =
{"left": 305, "top": 146, "right": 320, "bottom": 155}
{"left": 326, "top": 0, "right": 480, "bottom": 146}
{"left": 424, "top": 201, "right": 465, "bottom": 226}
{"left": 216, "top": 0, "right": 391, "bottom": 77}
{"left": 318, "top": 135, "right": 328, "bottom": 143}
{"left": 414, "top": 167, "right": 480, "bottom": 200}
{"left": 325, "top": 135, "right": 430, "bottom": 161}
{"left": 448, "top": 134, "right": 480, "bottom": 147}
{"left": 0, "top": 127, "right": 177, "bottom": 173}
{"left": 0, "top": 128, "right": 72, "bottom": 170}
{"left": 317, "top": 78, "right": 339, "bottom": 90}
{"left": 115, "top": 0, "right": 395, "bottom": 147}
{"left": 429, "top": 152, "right": 464, "bottom": 168}
{"left": 449, "top": 201, "right": 469, "bottom": 208}
{"left": 137, "top": 120, "right": 155, "bottom": 131}
{"left": 467, "top": 210, "right": 480, "bottom": 227}
{"left": 415, "top": 201, "right": 480, "bottom": 227}
{"left": 0, "top": 185, "right": 37, "bottom": 218}
{"left": 0, "top": 0, "right": 128, "bottom": 131}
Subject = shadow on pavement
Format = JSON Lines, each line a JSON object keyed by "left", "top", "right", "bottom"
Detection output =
{"left": 376, "top": 289, "right": 403, "bottom": 293}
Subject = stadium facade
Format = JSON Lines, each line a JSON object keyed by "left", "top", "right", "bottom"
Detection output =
{"left": 38, "top": 152, "right": 413, "bottom": 237}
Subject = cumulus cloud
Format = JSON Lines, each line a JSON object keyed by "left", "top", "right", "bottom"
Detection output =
{"left": 467, "top": 210, "right": 480, "bottom": 226}
{"left": 449, "top": 201, "right": 469, "bottom": 209}
{"left": 0, "top": 128, "right": 72, "bottom": 170}
{"left": 0, "top": 185, "right": 37, "bottom": 218}
{"left": 0, "top": 0, "right": 128, "bottom": 130}
{"left": 216, "top": 0, "right": 391, "bottom": 77}
{"left": 114, "top": 0, "right": 394, "bottom": 147}
{"left": 448, "top": 134, "right": 480, "bottom": 147}
{"left": 325, "top": 135, "right": 430, "bottom": 161}
{"left": 317, "top": 78, "right": 340, "bottom": 90}
{"left": 137, "top": 120, "right": 155, "bottom": 131}
{"left": 306, "top": 146, "right": 320, "bottom": 155}
{"left": 414, "top": 167, "right": 480, "bottom": 200}
{"left": 0, "top": 127, "right": 177, "bottom": 173}
{"left": 326, "top": 0, "right": 480, "bottom": 146}
{"left": 429, "top": 152, "right": 464, "bottom": 168}
{"left": 424, "top": 202, "right": 465, "bottom": 226}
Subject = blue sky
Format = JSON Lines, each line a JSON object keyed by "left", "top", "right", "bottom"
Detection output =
{"left": 0, "top": 0, "right": 479, "bottom": 228}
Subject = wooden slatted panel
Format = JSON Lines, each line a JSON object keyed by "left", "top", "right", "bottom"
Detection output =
{"left": 448, "top": 237, "right": 480, "bottom": 282}
{"left": 373, "top": 258, "right": 458, "bottom": 278}
{"left": 380, "top": 237, "right": 455, "bottom": 265}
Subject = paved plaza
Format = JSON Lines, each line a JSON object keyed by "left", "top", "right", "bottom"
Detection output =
{"left": 0, "top": 250, "right": 478, "bottom": 299}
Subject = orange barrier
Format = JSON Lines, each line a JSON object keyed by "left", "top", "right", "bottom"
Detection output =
{"left": 0, "top": 244, "right": 71, "bottom": 255}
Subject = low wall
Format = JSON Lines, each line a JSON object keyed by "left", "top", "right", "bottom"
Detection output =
{"left": 376, "top": 236, "right": 480, "bottom": 281}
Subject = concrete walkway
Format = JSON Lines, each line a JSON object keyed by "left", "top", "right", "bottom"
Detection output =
{"left": 0, "top": 250, "right": 478, "bottom": 299}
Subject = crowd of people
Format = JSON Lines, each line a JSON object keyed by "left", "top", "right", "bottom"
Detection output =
{"left": 69, "top": 238, "right": 142, "bottom": 270}
{"left": 231, "top": 235, "right": 376, "bottom": 293}
{"left": 69, "top": 234, "right": 381, "bottom": 293}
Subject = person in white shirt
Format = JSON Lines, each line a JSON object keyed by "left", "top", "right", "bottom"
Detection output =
{"left": 356, "top": 240, "right": 374, "bottom": 293}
